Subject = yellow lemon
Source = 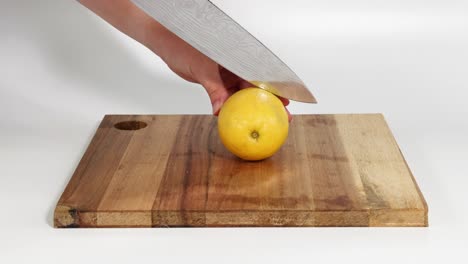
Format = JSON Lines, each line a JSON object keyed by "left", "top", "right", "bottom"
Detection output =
{"left": 217, "top": 88, "right": 289, "bottom": 161}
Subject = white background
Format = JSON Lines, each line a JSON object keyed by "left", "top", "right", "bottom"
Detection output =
{"left": 1, "top": 0, "right": 468, "bottom": 263}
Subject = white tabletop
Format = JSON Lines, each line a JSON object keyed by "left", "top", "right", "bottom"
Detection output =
{"left": 1, "top": 0, "right": 467, "bottom": 263}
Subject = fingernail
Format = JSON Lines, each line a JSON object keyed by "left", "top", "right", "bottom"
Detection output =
{"left": 212, "top": 101, "right": 223, "bottom": 115}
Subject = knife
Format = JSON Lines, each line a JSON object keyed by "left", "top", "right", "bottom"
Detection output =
{"left": 131, "top": 0, "right": 317, "bottom": 103}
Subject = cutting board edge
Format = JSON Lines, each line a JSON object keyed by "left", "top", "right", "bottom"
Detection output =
{"left": 54, "top": 205, "right": 427, "bottom": 228}
{"left": 379, "top": 114, "right": 429, "bottom": 216}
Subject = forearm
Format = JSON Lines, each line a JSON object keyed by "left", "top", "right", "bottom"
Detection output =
{"left": 78, "top": 0, "right": 251, "bottom": 115}
{"left": 79, "top": 0, "right": 169, "bottom": 55}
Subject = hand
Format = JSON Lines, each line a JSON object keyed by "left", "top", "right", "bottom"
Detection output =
{"left": 150, "top": 28, "right": 292, "bottom": 120}
{"left": 79, "top": 0, "right": 291, "bottom": 120}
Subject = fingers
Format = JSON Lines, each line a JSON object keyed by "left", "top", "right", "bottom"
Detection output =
{"left": 212, "top": 101, "right": 223, "bottom": 116}
{"left": 275, "top": 95, "right": 292, "bottom": 122}
{"left": 206, "top": 65, "right": 292, "bottom": 119}
{"left": 285, "top": 107, "right": 293, "bottom": 122}
{"left": 205, "top": 66, "right": 248, "bottom": 115}
{"left": 238, "top": 80, "right": 254, "bottom": 90}
{"left": 278, "top": 96, "right": 290, "bottom": 106}
{"left": 202, "top": 81, "right": 230, "bottom": 115}
{"left": 204, "top": 82, "right": 293, "bottom": 122}
{"left": 234, "top": 77, "right": 289, "bottom": 107}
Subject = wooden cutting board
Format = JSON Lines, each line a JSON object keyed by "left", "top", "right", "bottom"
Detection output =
{"left": 54, "top": 114, "right": 427, "bottom": 227}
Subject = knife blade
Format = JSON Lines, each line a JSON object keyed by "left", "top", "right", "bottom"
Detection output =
{"left": 131, "top": 0, "right": 316, "bottom": 103}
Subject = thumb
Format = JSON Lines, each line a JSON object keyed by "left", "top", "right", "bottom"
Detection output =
{"left": 202, "top": 82, "right": 229, "bottom": 115}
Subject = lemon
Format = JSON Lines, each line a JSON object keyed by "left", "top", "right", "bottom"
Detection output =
{"left": 217, "top": 88, "right": 289, "bottom": 161}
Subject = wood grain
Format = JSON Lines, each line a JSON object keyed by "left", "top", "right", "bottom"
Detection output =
{"left": 54, "top": 114, "right": 428, "bottom": 227}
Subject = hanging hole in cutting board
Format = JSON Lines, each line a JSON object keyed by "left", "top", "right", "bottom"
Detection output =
{"left": 114, "top": 121, "right": 148, "bottom": 131}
